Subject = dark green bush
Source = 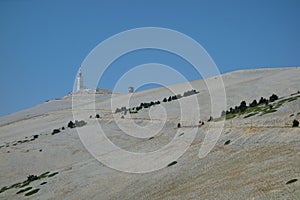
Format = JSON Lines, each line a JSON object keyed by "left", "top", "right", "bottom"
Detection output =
{"left": 286, "top": 179, "right": 297, "bottom": 184}
{"left": 292, "top": 120, "right": 299, "bottom": 127}
{"left": 167, "top": 161, "right": 177, "bottom": 167}
{"left": 269, "top": 94, "right": 279, "bottom": 102}
{"left": 75, "top": 120, "right": 87, "bottom": 127}
{"left": 16, "top": 187, "right": 32, "bottom": 194}
{"left": 67, "top": 121, "right": 75, "bottom": 128}
{"left": 224, "top": 140, "right": 231, "bottom": 145}
{"left": 24, "top": 188, "right": 40, "bottom": 196}
{"left": 249, "top": 99, "right": 258, "bottom": 107}
{"left": 52, "top": 129, "right": 60, "bottom": 135}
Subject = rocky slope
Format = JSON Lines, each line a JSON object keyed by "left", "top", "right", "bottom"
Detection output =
{"left": 0, "top": 67, "right": 299, "bottom": 199}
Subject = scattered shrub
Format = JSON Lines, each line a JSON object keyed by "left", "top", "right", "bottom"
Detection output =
{"left": 16, "top": 187, "right": 32, "bottom": 194}
{"left": 47, "top": 172, "right": 59, "bottom": 178}
{"left": 221, "top": 110, "right": 226, "bottom": 117}
{"left": 167, "top": 161, "right": 177, "bottom": 167}
{"left": 183, "top": 89, "right": 199, "bottom": 97}
{"left": 176, "top": 94, "right": 182, "bottom": 99}
{"left": 269, "top": 94, "right": 279, "bottom": 102}
{"left": 0, "top": 186, "right": 8, "bottom": 194}
{"left": 51, "top": 129, "right": 60, "bottom": 135}
{"left": 239, "top": 101, "right": 247, "bottom": 112}
{"left": 95, "top": 114, "right": 100, "bottom": 118}
{"left": 38, "top": 172, "right": 50, "bottom": 179}
{"left": 224, "top": 140, "right": 231, "bottom": 145}
{"left": 74, "top": 120, "right": 87, "bottom": 127}
{"left": 40, "top": 182, "right": 47, "bottom": 185}
{"left": 24, "top": 188, "right": 40, "bottom": 196}
{"left": 27, "top": 175, "right": 38, "bottom": 182}
{"left": 249, "top": 99, "right": 258, "bottom": 107}
{"left": 67, "top": 121, "right": 75, "bottom": 128}
{"left": 292, "top": 119, "right": 299, "bottom": 127}
{"left": 286, "top": 179, "right": 298, "bottom": 184}
{"left": 177, "top": 123, "right": 181, "bottom": 128}
{"left": 221, "top": 94, "right": 280, "bottom": 118}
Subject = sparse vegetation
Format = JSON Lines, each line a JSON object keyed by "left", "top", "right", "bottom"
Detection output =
{"left": 183, "top": 89, "right": 199, "bottom": 97}
{"left": 220, "top": 94, "right": 284, "bottom": 120}
{"left": 114, "top": 89, "right": 199, "bottom": 115}
{"left": 244, "top": 112, "right": 259, "bottom": 118}
{"left": 0, "top": 171, "right": 58, "bottom": 195}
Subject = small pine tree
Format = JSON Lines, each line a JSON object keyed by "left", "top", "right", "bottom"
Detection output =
{"left": 221, "top": 110, "right": 226, "bottom": 117}
{"left": 177, "top": 123, "right": 181, "bottom": 128}
{"left": 269, "top": 94, "right": 279, "bottom": 102}
{"left": 239, "top": 101, "right": 247, "bottom": 112}
{"left": 250, "top": 99, "right": 257, "bottom": 107}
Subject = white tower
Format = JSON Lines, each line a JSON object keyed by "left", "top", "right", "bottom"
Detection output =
{"left": 76, "top": 68, "right": 83, "bottom": 92}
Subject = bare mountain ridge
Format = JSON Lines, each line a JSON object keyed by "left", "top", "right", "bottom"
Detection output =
{"left": 0, "top": 67, "right": 299, "bottom": 199}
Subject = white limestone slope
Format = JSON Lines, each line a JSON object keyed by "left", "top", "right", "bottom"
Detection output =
{"left": 0, "top": 67, "right": 299, "bottom": 199}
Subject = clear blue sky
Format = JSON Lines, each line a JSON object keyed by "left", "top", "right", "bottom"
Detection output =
{"left": 0, "top": 0, "right": 299, "bottom": 117}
